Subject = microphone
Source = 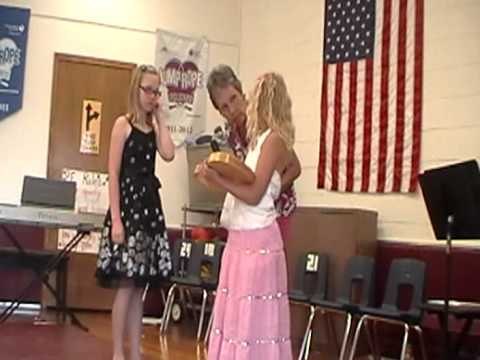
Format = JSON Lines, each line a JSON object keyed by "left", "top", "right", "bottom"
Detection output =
{"left": 210, "top": 139, "right": 220, "bottom": 152}
{"left": 194, "top": 134, "right": 212, "bottom": 145}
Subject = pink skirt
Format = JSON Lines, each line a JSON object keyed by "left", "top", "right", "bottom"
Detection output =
{"left": 207, "top": 222, "right": 292, "bottom": 360}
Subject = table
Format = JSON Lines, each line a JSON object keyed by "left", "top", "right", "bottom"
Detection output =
{"left": 0, "top": 203, "right": 103, "bottom": 330}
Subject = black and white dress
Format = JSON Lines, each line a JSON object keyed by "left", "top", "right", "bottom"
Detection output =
{"left": 96, "top": 123, "right": 172, "bottom": 287}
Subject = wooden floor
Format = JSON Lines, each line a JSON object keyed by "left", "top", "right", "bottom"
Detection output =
{"left": 1, "top": 309, "right": 362, "bottom": 359}
{"left": 6, "top": 308, "right": 480, "bottom": 359}
{"left": 1, "top": 319, "right": 112, "bottom": 360}
{"left": 1, "top": 310, "right": 209, "bottom": 360}
{"left": 81, "top": 311, "right": 210, "bottom": 360}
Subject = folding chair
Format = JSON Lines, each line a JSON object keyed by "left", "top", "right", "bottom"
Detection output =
{"left": 309, "top": 255, "right": 376, "bottom": 360}
{"left": 289, "top": 252, "right": 329, "bottom": 360}
{"left": 161, "top": 239, "right": 224, "bottom": 341}
{"left": 347, "top": 258, "right": 428, "bottom": 360}
{"left": 197, "top": 240, "right": 224, "bottom": 341}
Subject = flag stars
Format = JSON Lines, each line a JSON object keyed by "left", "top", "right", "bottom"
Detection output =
{"left": 325, "top": 0, "right": 374, "bottom": 63}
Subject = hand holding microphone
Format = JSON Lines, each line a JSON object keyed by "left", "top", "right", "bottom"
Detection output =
{"left": 151, "top": 99, "right": 166, "bottom": 132}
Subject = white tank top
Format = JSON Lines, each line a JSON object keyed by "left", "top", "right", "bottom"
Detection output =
{"left": 220, "top": 129, "right": 281, "bottom": 230}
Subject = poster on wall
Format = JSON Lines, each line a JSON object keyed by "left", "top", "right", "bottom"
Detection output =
{"left": 155, "top": 29, "right": 209, "bottom": 146}
{"left": 0, "top": 5, "right": 30, "bottom": 121}
{"left": 80, "top": 99, "right": 102, "bottom": 154}
{"left": 57, "top": 168, "right": 109, "bottom": 254}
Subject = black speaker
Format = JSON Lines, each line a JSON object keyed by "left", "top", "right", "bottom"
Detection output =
{"left": 21, "top": 176, "right": 76, "bottom": 209}
{"left": 419, "top": 160, "right": 480, "bottom": 239}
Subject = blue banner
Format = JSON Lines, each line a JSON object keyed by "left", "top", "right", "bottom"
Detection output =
{"left": 0, "top": 5, "right": 30, "bottom": 121}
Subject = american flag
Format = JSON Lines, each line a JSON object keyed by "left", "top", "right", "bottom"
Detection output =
{"left": 317, "top": 0, "right": 424, "bottom": 192}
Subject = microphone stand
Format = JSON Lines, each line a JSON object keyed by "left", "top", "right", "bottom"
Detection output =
{"left": 444, "top": 214, "right": 454, "bottom": 360}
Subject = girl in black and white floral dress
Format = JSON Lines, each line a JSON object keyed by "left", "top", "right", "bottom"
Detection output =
{"left": 95, "top": 64, "right": 174, "bottom": 360}
{"left": 96, "top": 120, "right": 172, "bottom": 286}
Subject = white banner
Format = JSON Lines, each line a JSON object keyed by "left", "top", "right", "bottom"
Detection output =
{"left": 57, "top": 168, "right": 109, "bottom": 254}
{"left": 155, "top": 29, "right": 209, "bottom": 146}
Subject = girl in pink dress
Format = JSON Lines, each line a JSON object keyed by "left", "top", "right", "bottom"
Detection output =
{"left": 196, "top": 72, "right": 295, "bottom": 360}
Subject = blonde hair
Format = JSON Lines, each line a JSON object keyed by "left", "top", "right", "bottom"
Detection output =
{"left": 246, "top": 72, "right": 295, "bottom": 150}
{"left": 127, "top": 64, "right": 160, "bottom": 123}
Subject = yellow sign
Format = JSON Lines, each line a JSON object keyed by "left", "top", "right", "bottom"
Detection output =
{"left": 80, "top": 99, "right": 102, "bottom": 154}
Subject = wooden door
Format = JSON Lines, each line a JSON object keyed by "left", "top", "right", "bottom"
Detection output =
{"left": 46, "top": 53, "right": 135, "bottom": 310}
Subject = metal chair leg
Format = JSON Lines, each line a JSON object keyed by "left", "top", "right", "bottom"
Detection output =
{"left": 159, "top": 289, "right": 169, "bottom": 333}
{"left": 304, "top": 328, "right": 313, "bottom": 360}
{"left": 196, "top": 289, "right": 208, "bottom": 341}
{"left": 204, "top": 292, "right": 216, "bottom": 345}
{"left": 298, "top": 305, "right": 316, "bottom": 360}
{"left": 164, "top": 284, "right": 178, "bottom": 332}
{"left": 161, "top": 284, "right": 176, "bottom": 333}
{"left": 338, "top": 313, "right": 352, "bottom": 360}
{"left": 347, "top": 315, "right": 367, "bottom": 360}
{"left": 160, "top": 285, "right": 172, "bottom": 333}
{"left": 160, "top": 283, "right": 177, "bottom": 333}
{"left": 142, "top": 282, "right": 150, "bottom": 302}
{"left": 204, "top": 307, "right": 215, "bottom": 344}
{"left": 400, "top": 324, "right": 410, "bottom": 360}
{"left": 414, "top": 325, "right": 428, "bottom": 360}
